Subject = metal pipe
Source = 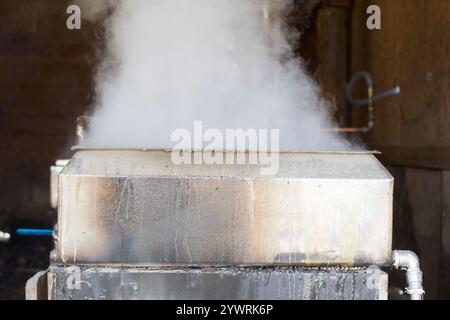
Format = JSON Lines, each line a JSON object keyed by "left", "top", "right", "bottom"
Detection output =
{"left": 0, "top": 231, "right": 10, "bottom": 243}
{"left": 393, "top": 250, "right": 425, "bottom": 300}
{"left": 328, "top": 127, "right": 371, "bottom": 133}
{"left": 76, "top": 115, "right": 90, "bottom": 139}
{"left": 346, "top": 71, "right": 401, "bottom": 106}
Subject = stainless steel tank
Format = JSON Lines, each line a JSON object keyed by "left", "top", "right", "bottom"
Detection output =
{"left": 57, "top": 148, "right": 393, "bottom": 267}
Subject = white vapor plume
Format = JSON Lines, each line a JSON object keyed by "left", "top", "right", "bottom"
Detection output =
{"left": 80, "top": 0, "right": 353, "bottom": 151}
{"left": 76, "top": 0, "right": 118, "bottom": 21}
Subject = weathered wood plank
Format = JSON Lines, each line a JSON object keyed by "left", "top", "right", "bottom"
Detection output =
{"left": 441, "top": 171, "right": 450, "bottom": 298}
{"left": 0, "top": 116, "right": 77, "bottom": 137}
{"left": 317, "top": 6, "right": 350, "bottom": 126}
{"left": 0, "top": 84, "right": 92, "bottom": 117}
{"left": 0, "top": 56, "right": 93, "bottom": 87}
{"left": 375, "top": 146, "right": 450, "bottom": 170}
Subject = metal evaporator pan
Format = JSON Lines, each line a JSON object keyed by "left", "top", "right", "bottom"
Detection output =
{"left": 57, "top": 148, "right": 393, "bottom": 267}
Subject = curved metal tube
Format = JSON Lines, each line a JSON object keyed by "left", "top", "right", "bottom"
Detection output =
{"left": 393, "top": 250, "right": 425, "bottom": 300}
{"left": 346, "top": 71, "right": 401, "bottom": 106}
{"left": 332, "top": 71, "right": 400, "bottom": 133}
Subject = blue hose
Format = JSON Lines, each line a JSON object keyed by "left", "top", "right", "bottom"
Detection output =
{"left": 16, "top": 229, "right": 53, "bottom": 237}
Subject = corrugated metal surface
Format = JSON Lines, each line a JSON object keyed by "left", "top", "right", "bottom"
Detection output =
{"left": 48, "top": 265, "right": 388, "bottom": 300}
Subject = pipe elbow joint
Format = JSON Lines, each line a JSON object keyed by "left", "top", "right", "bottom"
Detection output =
{"left": 393, "top": 250, "right": 420, "bottom": 270}
{"left": 393, "top": 250, "right": 424, "bottom": 300}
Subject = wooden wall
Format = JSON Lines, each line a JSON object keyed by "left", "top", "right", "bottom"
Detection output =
{"left": 0, "top": 0, "right": 94, "bottom": 223}
{"left": 352, "top": 0, "right": 450, "bottom": 167}
{"left": 350, "top": 0, "right": 450, "bottom": 299}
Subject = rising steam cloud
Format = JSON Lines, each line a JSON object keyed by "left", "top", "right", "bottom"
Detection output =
{"left": 79, "top": 0, "right": 353, "bottom": 151}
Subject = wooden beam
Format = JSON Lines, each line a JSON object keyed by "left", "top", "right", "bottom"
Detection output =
{"left": 373, "top": 145, "right": 450, "bottom": 170}
{"left": 317, "top": 5, "right": 351, "bottom": 126}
